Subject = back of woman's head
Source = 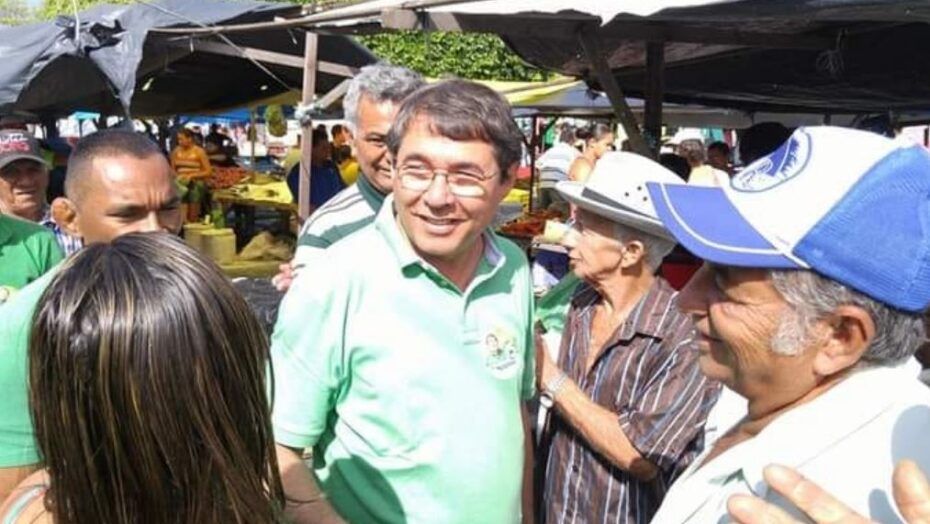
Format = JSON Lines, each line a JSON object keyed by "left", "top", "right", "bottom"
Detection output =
{"left": 575, "top": 122, "right": 612, "bottom": 143}
{"left": 29, "top": 233, "right": 283, "bottom": 524}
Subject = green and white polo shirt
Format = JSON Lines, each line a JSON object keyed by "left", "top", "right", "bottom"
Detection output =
{"left": 271, "top": 195, "right": 534, "bottom": 524}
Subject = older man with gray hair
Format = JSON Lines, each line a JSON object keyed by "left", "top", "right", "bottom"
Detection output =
{"left": 535, "top": 152, "right": 721, "bottom": 524}
{"left": 647, "top": 126, "right": 930, "bottom": 523}
{"left": 274, "top": 63, "right": 424, "bottom": 290}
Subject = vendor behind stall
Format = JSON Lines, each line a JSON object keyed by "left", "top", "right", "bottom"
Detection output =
{"left": 171, "top": 128, "right": 212, "bottom": 182}
{"left": 287, "top": 127, "right": 345, "bottom": 213}
{"left": 204, "top": 124, "right": 237, "bottom": 167}
{"left": 171, "top": 128, "right": 212, "bottom": 221}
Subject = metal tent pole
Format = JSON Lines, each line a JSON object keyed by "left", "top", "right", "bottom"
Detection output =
{"left": 298, "top": 32, "right": 319, "bottom": 220}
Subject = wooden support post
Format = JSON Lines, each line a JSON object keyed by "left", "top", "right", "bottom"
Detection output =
{"left": 298, "top": 32, "right": 319, "bottom": 221}
{"left": 644, "top": 42, "right": 664, "bottom": 156}
{"left": 249, "top": 108, "right": 256, "bottom": 167}
{"left": 316, "top": 78, "right": 352, "bottom": 111}
{"left": 577, "top": 28, "right": 650, "bottom": 158}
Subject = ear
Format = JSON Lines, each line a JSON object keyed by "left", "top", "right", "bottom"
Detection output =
{"left": 500, "top": 164, "right": 518, "bottom": 194}
{"left": 812, "top": 305, "right": 875, "bottom": 376}
{"left": 619, "top": 239, "right": 646, "bottom": 269}
{"left": 51, "top": 197, "right": 81, "bottom": 238}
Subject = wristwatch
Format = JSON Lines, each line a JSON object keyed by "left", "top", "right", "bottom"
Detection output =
{"left": 539, "top": 370, "right": 568, "bottom": 409}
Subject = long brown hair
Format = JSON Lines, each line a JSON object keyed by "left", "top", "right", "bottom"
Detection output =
{"left": 29, "top": 233, "right": 285, "bottom": 523}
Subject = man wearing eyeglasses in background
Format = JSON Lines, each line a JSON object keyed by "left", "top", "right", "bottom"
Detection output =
{"left": 270, "top": 79, "right": 536, "bottom": 524}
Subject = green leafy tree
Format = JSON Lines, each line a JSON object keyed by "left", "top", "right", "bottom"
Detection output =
{"left": 358, "top": 31, "right": 550, "bottom": 82}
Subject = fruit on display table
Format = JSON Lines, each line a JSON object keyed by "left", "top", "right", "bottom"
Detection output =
{"left": 498, "top": 209, "right": 565, "bottom": 238}
{"left": 206, "top": 167, "right": 250, "bottom": 190}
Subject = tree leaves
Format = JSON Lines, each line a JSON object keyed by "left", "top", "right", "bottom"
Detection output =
{"left": 0, "top": 0, "right": 30, "bottom": 25}
{"left": 359, "top": 31, "right": 551, "bottom": 82}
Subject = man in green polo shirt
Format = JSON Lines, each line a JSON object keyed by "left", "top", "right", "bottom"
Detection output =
{"left": 0, "top": 129, "right": 182, "bottom": 500}
{"left": 272, "top": 79, "right": 535, "bottom": 524}
{"left": 0, "top": 214, "right": 62, "bottom": 302}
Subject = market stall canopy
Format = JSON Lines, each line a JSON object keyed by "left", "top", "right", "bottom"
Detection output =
{"left": 304, "top": 0, "right": 930, "bottom": 114}
{"left": 507, "top": 80, "right": 864, "bottom": 128}
{"left": 0, "top": 0, "right": 376, "bottom": 118}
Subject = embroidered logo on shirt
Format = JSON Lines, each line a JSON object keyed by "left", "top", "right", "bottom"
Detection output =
{"left": 484, "top": 327, "right": 520, "bottom": 379}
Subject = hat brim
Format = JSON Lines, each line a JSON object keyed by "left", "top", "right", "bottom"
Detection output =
{"left": 556, "top": 181, "right": 675, "bottom": 241}
{"left": 646, "top": 182, "right": 801, "bottom": 268}
{"left": 0, "top": 153, "right": 47, "bottom": 171}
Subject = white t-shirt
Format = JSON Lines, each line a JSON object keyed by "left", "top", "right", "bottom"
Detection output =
{"left": 652, "top": 362, "right": 930, "bottom": 524}
{"left": 687, "top": 165, "right": 727, "bottom": 187}
{"left": 701, "top": 385, "right": 748, "bottom": 447}
{"left": 537, "top": 143, "right": 580, "bottom": 187}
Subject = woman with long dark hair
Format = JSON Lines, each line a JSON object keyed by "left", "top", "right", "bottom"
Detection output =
{"left": 0, "top": 233, "right": 285, "bottom": 523}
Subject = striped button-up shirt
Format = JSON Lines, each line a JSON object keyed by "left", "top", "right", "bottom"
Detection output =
{"left": 39, "top": 208, "right": 82, "bottom": 256}
{"left": 538, "top": 278, "right": 720, "bottom": 524}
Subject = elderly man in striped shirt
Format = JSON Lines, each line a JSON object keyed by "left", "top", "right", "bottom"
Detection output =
{"left": 535, "top": 153, "right": 720, "bottom": 524}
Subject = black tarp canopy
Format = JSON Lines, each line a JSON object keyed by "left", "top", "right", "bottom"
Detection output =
{"left": 305, "top": 0, "right": 930, "bottom": 115}
{"left": 506, "top": 1, "right": 930, "bottom": 114}
{"left": 0, "top": 0, "right": 376, "bottom": 118}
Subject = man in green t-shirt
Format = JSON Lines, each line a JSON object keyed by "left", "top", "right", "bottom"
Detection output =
{"left": 0, "top": 129, "right": 182, "bottom": 500}
{"left": 272, "top": 79, "right": 535, "bottom": 524}
{"left": 0, "top": 214, "right": 62, "bottom": 302}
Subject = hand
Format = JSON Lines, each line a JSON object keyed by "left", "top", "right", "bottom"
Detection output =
{"left": 727, "top": 462, "right": 930, "bottom": 524}
{"left": 272, "top": 263, "right": 295, "bottom": 292}
{"left": 893, "top": 460, "right": 930, "bottom": 524}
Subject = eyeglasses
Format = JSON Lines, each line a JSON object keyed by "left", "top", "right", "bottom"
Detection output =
{"left": 396, "top": 165, "right": 497, "bottom": 198}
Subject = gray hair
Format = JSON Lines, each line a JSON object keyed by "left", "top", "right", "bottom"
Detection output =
{"left": 613, "top": 223, "right": 676, "bottom": 272}
{"left": 770, "top": 269, "right": 926, "bottom": 366}
{"left": 343, "top": 63, "right": 425, "bottom": 131}
{"left": 677, "top": 139, "right": 706, "bottom": 164}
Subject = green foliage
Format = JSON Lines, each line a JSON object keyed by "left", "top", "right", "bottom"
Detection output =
{"left": 359, "top": 31, "right": 551, "bottom": 82}
{"left": 39, "top": 0, "right": 133, "bottom": 20}
{"left": 0, "top": 0, "right": 31, "bottom": 25}
{"left": 264, "top": 105, "right": 286, "bottom": 137}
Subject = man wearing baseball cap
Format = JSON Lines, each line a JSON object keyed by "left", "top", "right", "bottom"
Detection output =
{"left": 0, "top": 129, "right": 81, "bottom": 255}
{"left": 647, "top": 126, "right": 930, "bottom": 523}
{"left": 535, "top": 152, "right": 720, "bottom": 524}
{"left": 0, "top": 130, "right": 64, "bottom": 300}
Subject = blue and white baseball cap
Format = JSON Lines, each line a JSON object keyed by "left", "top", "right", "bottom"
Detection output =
{"left": 647, "top": 126, "right": 930, "bottom": 312}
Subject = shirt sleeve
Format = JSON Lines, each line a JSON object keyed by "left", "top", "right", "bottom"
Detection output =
{"left": 0, "top": 276, "right": 52, "bottom": 467}
{"left": 520, "top": 263, "right": 537, "bottom": 400}
{"left": 28, "top": 228, "right": 63, "bottom": 276}
{"left": 42, "top": 234, "right": 64, "bottom": 270}
{"left": 269, "top": 263, "right": 349, "bottom": 449}
{"left": 617, "top": 335, "right": 720, "bottom": 473}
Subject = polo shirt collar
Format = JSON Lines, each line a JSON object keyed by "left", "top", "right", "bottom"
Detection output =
{"left": 657, "top": 362, "right": 920, "bottom": 524}
{"left": 699, "top": 362, "right": 917, "bottom": 497}
{"left": 374, "top": 194, "right": 505, "bottom": 277}
{"left": 356, "top": 172, "right": 386, "bottom": 212}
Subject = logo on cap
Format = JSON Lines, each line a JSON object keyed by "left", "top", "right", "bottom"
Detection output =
{"left": 732, "top": 129, "right": 812, "bottom": 193}
{"left": 0, "top": 132, "right": 32, "bottom": 155}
